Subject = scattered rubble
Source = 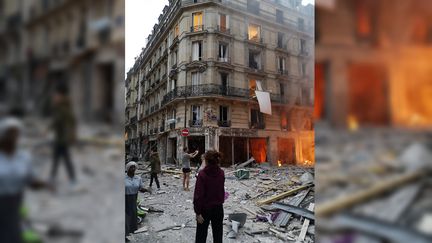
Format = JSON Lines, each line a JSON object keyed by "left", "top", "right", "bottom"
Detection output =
{"left": 315, "top": 125, "right": 432, "bottom": 242}
{"left": 130, "top": 163, "right": 315, "bottom": 243}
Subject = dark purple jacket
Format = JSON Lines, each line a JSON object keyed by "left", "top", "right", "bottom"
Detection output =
{"left": 193, "top": 164, "right": 225, "bottom": 215}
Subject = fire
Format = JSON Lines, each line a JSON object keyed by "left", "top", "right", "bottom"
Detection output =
{"left": 277, "top": 160, "right": 282, "bottom": 167}
{"left": 347, "top": 115, "right": 359, "bottom": 131}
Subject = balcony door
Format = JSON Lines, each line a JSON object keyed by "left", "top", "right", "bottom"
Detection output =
{"left": 191, "top": 105, "right": 202, "bottom": 126}
{"left": 191, "top": 72, "right": 201, "bottom": 94}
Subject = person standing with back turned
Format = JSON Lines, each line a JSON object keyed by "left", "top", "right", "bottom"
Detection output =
{"left": 50, "top": 85, "right": 77, "bottom": 185}
{"left": 182, "top": 147, "right": 198, "bottom": 191}
{"left": 193, "top": 150, "right": 225, "bottom": 243}
{"left": 149, "top": 149, "right": 161, "bottom": 190}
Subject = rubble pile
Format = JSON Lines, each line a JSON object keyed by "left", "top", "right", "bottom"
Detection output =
{"left": 315, "top": 126, "right": 432, "bottom": 242}
{"left": 131, "top": 162, "right": 315, "bottom": 243}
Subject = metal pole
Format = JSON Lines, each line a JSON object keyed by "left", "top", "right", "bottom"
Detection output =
{"left": 231, "top": 137, "right": 234, "bottom": 166}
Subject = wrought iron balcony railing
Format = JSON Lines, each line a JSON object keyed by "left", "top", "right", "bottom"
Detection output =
{"left": 218, "top": 120, "right": 231, "bottom": 127}
{"left": 278, "top": 69, "right": 289, "bottom": 75}
{"left": 218, "top": 57, "right": 230, "bottom": 63}
{"left": 189, "top": 119, "right": 203, "bottom": 127}
{"left": 249, "top": 122, "right": 265, "bottom": 129}
{"left": 216, "top": 25, "right": 230, "bottom": 34}
{"left": 190, "top": 25, "right": 204, "bottom": 32}
{"left": 161, "top": 84, "right": 285, "bottom": 106}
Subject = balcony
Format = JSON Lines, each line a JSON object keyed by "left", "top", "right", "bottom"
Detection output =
{"left": 216, "top": 25, "right": 230, "bottom": 35}
{"left": 246, "top": 35, "right": 264, "bottom": 44}
{"left": 218, "top": 120, "right": 231, "bottom": 127}
{"left": 249, "top": 122, "right": 265, "bottom": 129}
{"left": 161, "top": 84, "right": 286, "bottom": 106}
{"left": 189, "top": 119, "right": 203, "bottom": 127}
{"left": 216, "top": 56, "right": 231, "bottom": 64}
{"left": 278, "top": 69, "right": 289, "bottom": 75}
{"left": 190, "top": 25, "right": 204, "bottom": 33}
{"left": 276, "top": 43, "right": 287, "bottom": 51}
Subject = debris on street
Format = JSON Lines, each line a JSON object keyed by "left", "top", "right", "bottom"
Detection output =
{"left": 129, "top": 163, "right": 315, "bottom": 243}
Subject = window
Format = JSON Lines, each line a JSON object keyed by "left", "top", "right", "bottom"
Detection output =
{"left": 249, "top": 79, "right": 263, "bottom": 97}
{"left": 191, "top": 72, "right": 201, "bottom": 93}
{"left": 218, "top": 43, "right": 228, "bottom": 62}
{"left": 192, "top": 12, "right": 203, "bottom": 32}
{"left": 276, "top": 9, "right": 283, "bottom": 24}
{"left": 218, "top": 13, "right": 229, "bottom": 32}
{"left": 356, "top": 0, "right": 371, "bottom": 38}
{"left": 192, "top": 41, "right": 202, "bottom": 61}
{"left": 247, "top": 0, "right": 260, "bottom": 15}
{"left": 298, "top": 18, "right": 305, "bottom": 31}
{"left": 221, "top": 73, "right": 228, "bottom": 86}
{"left": 174, "top": 24, "right": 179, "bottom": 37}
{"left": 277, "top": 57, "right": 286, "bottom": 72}
{"left": 300, "top": 39, "right": 307, "bottom": 54}
{"left": 280, "top": 83, "right": 285, "bottom": 97}
{"left": 248, "top": 24, "right": 261, "bottom": 41}
{"left": 191, "top": 105, "right": 202, "bottom": 124}
{"left": 170, "top": 79, "right": 177, "bottom": 91}
{"left": 250, "top": 109, "right": 264, "bottom": 128}
{"left": 301, "top": 63, "right": 306, "bottom": 77}
{"left": 191, "top": 72, "right": 201, "bottom": 86}
{"left": 219, "top": 106, "right": 228, "bottom": 121}
{"left": 248, "top": 50, "right": 261, "bottom": 69}
{"left": 219, "top": 106, "right": 229, "bottom": 127}
{"left": 277, "top": 32, "right": 284, "bottom": 48}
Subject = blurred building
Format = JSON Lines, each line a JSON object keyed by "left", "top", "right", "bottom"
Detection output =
{"left": 125, "top": 0, "right": 314, "bottom": 166}
{"left": 0, "top": 0, "right": 125, "bottom": 124}
{"left": 316, "top": 0, "right": 432, "bottom": 128}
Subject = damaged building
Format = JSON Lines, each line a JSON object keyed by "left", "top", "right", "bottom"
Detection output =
{"left": 0, "top": 0, "right": 125, "bottom": 124}
{"left": 315, "top": 0, "right": 432, "bottom": 129}
{"left": 125, "top": 0, "right": 314, "bottom": 166}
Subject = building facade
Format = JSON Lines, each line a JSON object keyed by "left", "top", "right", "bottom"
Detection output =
{"left": 126, "top": 0, "right": 314, "bottom": 166}
{"left": 0, "top": 0, "right": 125, "bottom": 124}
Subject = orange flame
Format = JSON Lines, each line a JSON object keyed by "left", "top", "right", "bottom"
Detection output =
{"left": 347, "top": 115, "right": 359, "bottom": 131}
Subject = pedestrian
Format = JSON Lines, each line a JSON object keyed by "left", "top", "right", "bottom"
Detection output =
{"left": 50, "top": 85, "right": 77, "bottom": 185}
{"left": 0, "top": 117, "right": 52, "bottom": 243}
{"left": 193, "top": 150, "right": 225, "bottom": 243}
{"left": 125, "top": 161, "right": 151, "bottom": 242}
{"left": 149, "top": 149, "right": 161, "bottom": 190}
{"left": 182, "top": 147, "right": 198, "bottom": 191}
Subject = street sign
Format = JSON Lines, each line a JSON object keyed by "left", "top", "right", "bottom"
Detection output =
{"left": 181, "top": 128, "right": 189, "bottom": 137}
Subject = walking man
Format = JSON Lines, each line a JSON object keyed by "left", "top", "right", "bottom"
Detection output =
{"left": 149, "top": 149, "right": 161, "bottom": 190}
{"left": 50, "top": 85, "right": 77, "bottom": 185}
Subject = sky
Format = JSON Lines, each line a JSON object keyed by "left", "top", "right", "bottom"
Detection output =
{"left": 125, "top": 0, "right": 315, "bottom": 76}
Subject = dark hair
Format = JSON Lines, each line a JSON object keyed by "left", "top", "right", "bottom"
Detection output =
{"left": 204, "top": 150, "right": 222, "bottom": 165}
{"left": 183, "top": 147, "right": 188, "bottom": 152}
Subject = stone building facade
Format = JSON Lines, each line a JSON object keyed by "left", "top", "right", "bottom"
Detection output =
{"left": 0, "top": 0, "right": 125, "bottom": 124}
{"left": 126, "top": 0, "right": 314, "bottom": 166}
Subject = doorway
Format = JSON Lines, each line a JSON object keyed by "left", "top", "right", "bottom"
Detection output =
{"left": 187, "top": 136, "right": 205, "bottom": 166}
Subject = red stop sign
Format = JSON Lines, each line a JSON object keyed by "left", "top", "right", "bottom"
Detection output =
{"left": 181, "top": 129, "right": 189, "bottom": 136}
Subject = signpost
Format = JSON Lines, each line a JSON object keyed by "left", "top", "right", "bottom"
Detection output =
{"left": 181, "top": 128, "right": 189, "bottom": 137}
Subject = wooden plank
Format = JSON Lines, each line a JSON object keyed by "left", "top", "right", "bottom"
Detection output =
{"left": 280, "top": 189, "right": 310, "bottom": 227}
{"left": 316, "top": 170, "right": 427, "bottom": 217}
{"left": 236, "top": 157, "right": 255, "bottom": 168}
{"left": 296, "top": 203, "right": 314, "bottom": 242}
{"left": 256, "top": 183, "right": 312, "bottom": 206}
{"left": 271, "top": 202, "right": 314, "bottom": 221}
